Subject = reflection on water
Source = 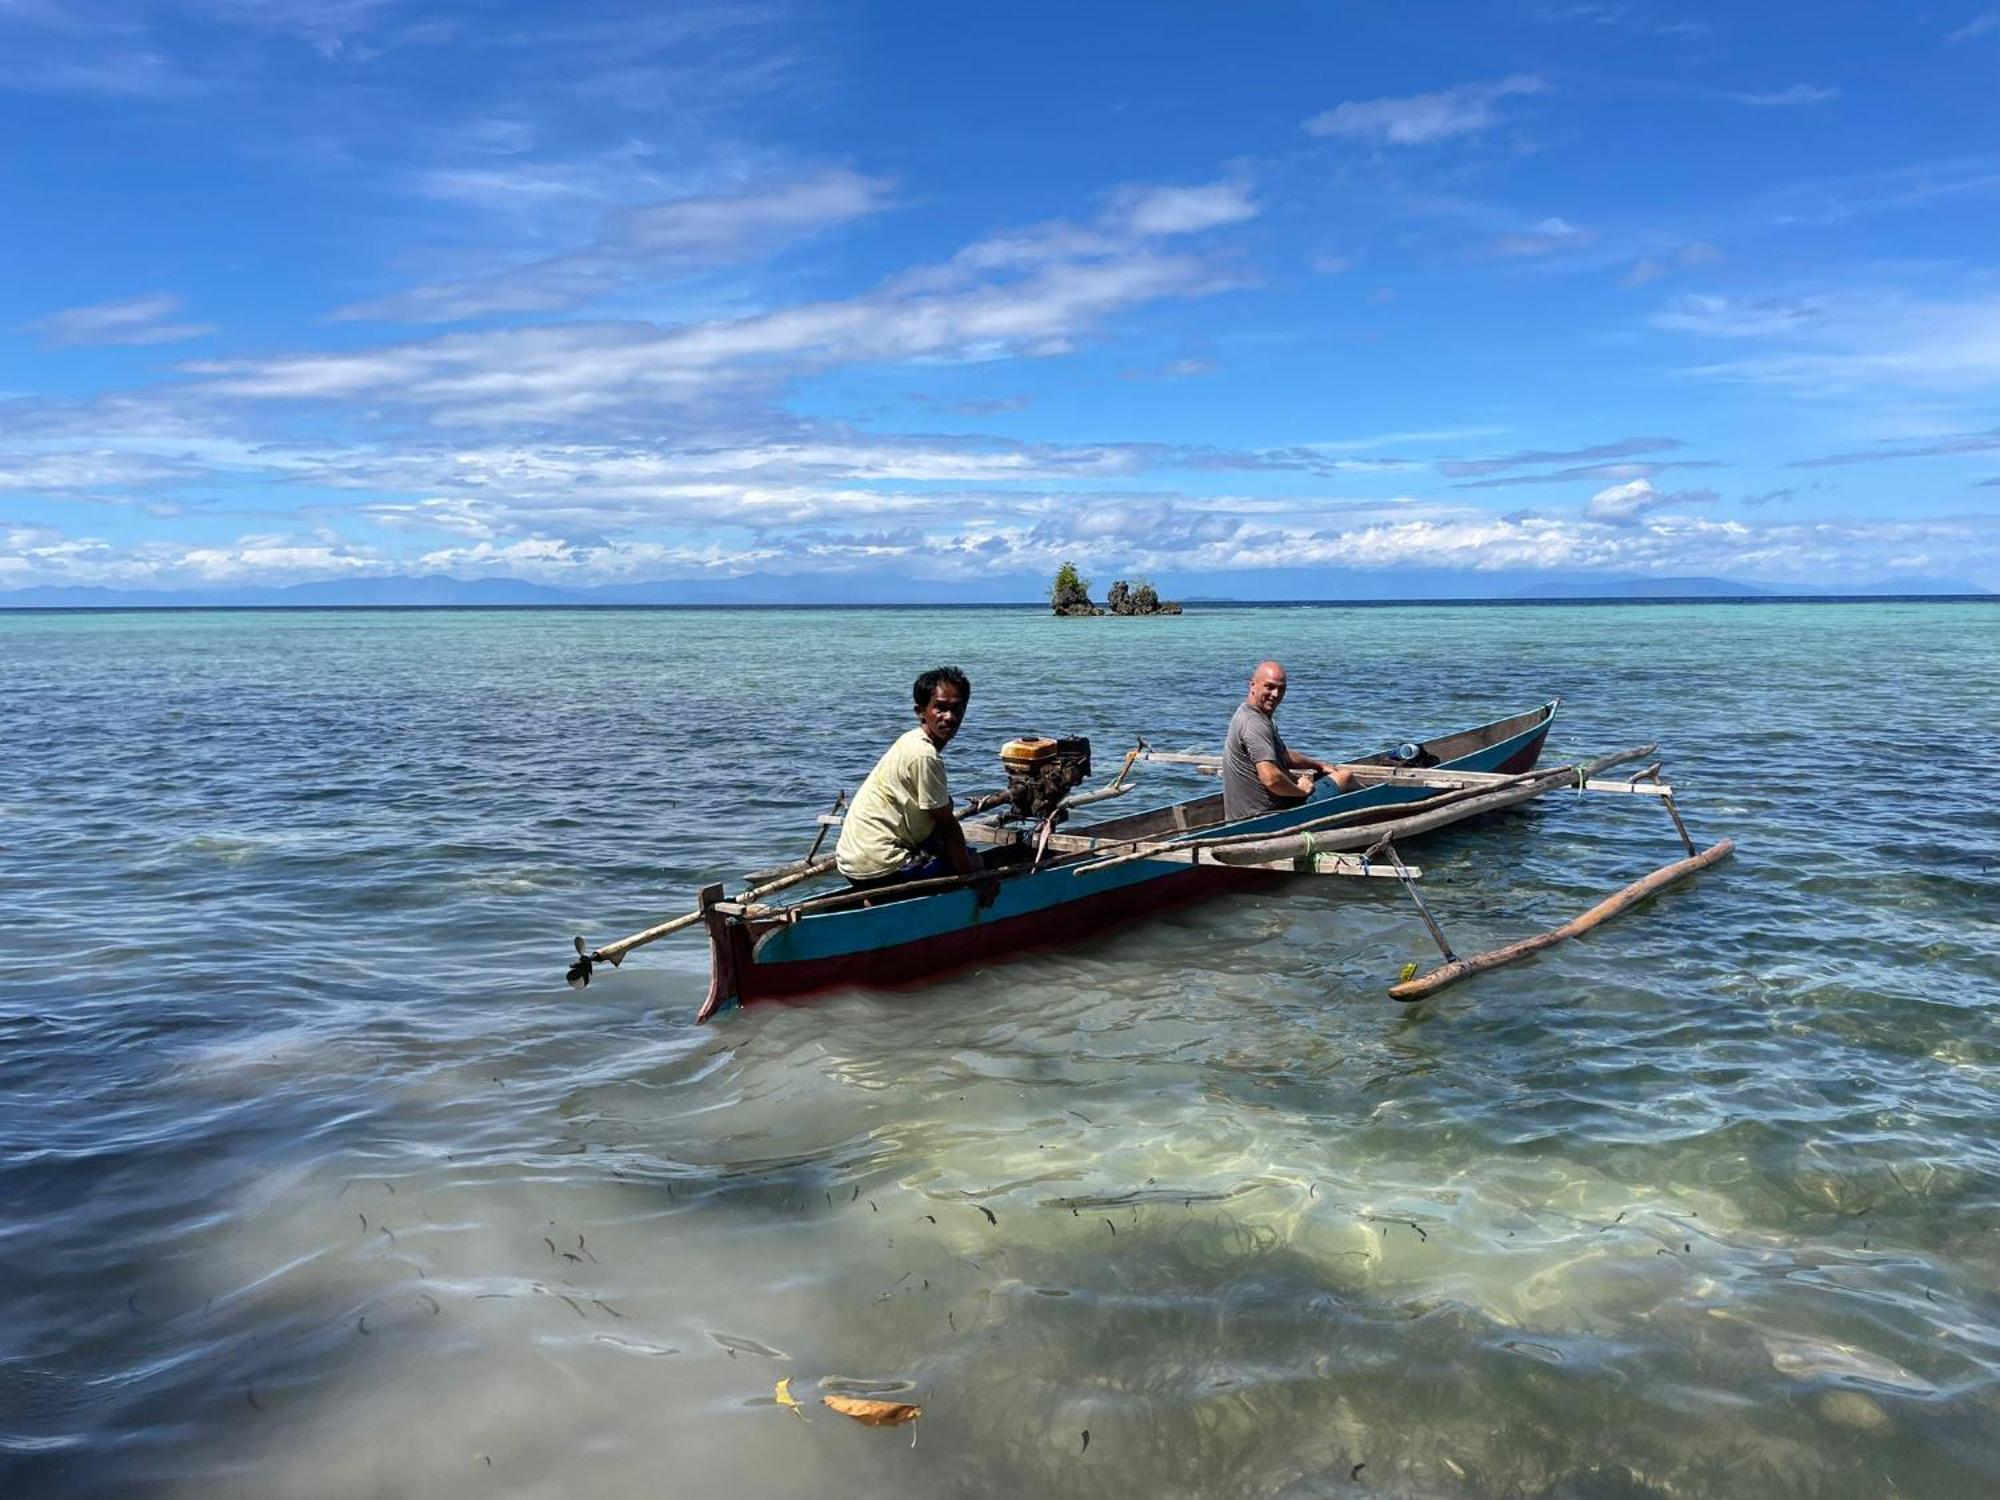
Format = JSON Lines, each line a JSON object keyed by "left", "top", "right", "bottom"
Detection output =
{"left": 2, "top": 602, "right": 1998, "bottom": 1498}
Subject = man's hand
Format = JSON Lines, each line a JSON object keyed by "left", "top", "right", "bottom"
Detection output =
{"left": 1294, "top": 772, "right": 1317, "bottom": 795}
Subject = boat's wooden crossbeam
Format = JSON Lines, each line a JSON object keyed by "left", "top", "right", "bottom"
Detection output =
{"left": 1061, "top": 745, "right": 1656, "bottom": 877}
{"left": 1135, "top": 751, "right": 1673, "bottom": 798}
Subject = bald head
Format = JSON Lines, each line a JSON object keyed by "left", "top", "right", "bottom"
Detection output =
{"left": 1247, "top": 660, "right": 1288, "bottom": 716}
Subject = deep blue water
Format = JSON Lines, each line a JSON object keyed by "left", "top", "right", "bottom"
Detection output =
{"left": 2, "top": 601, "right": 1997, "bottom": 1499}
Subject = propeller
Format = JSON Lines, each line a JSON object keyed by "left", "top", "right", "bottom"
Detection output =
{"left": 566, "top": 936, "right": 594, "bottom": 989}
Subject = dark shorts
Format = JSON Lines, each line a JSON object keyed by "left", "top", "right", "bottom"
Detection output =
{"left": 844, "top": 832, "right": 980, "bottom": 892}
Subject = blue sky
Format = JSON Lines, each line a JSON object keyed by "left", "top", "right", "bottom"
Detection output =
{"left": 3, "top": 0, "right": 1999, "bottom": 596}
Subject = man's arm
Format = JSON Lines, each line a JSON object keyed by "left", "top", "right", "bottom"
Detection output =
{"left": 924, "top": 802, "right": 981, "bottom": 878}
{"left": 1281, "top": 747, "right": 1357, "bottom": 794}
{"left": 1254, "top": 759, "right": 1315, "bottom": 800}
{"left": 925, "top": 802, "right": 999, "bottom": 906}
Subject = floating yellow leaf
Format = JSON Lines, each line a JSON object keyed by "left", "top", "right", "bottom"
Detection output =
{"left": 821, "top": 1394, "right": 922, "bottom": 1427}
{"left": 1398, "top": 962, "right": 1419, "bottom": 982}
{"left": 774, "top": 1378, "right": 799, "bottom": 1409}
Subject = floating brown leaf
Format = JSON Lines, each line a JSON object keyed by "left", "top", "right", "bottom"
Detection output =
{"left": 821, "top": 1394, "right": 922, "bottom": 1427}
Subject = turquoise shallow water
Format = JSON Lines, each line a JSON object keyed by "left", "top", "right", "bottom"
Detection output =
{"left": 2, "top": 601, "right": 1998, "bottom": 1499}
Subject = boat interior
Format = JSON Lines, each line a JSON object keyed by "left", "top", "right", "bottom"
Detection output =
{"left": 967, "top": 699, "right": 1557, "bottom": 875}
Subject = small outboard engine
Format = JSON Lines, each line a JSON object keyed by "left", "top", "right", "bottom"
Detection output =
{"left": 999, "top": 736, "right": 1092, "bottom": 820}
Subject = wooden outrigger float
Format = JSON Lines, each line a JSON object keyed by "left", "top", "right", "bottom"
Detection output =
{"left": 566, "top": 698, "right": 1733, "bottom": 1018}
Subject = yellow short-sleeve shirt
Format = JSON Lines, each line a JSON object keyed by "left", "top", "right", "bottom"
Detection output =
{"left": 836, "top": 727, "right": 952, "bottom": 880}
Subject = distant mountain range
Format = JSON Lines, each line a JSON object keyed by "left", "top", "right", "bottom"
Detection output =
{"left": 1, "top": 570, "right": 1992, "bottom": 608}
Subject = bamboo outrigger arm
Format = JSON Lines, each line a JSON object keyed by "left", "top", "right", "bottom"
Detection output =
{"left": 1387, "top": 838, "right": 1735, "bottom": 1002}
{"left": 1065, "top": 745, "right": 1657, "bottom": 876}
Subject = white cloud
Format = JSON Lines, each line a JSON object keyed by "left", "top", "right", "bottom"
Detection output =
{"left": 1622, "top": 241, "right": 1721, "bottom": 286}
{"left": 1303, "top": 76, "right": 1546, "bottom": 146}
{"left": 0, "top": 447, "right": 201, "bottom": 503}
{"left": 1658, "top": 287, "right": 2000, "bottom": 396}
{"left": 1582, "top": 477, "right": 1717, "bottom": 524}
{"left": 1105, "top": 181, "right": 1258, "bottom": 236}
{"left": 199, "top": 230, "right": 1243, "bottom": 422}
{"left": 7, "top": 507, "right": 1995, "bottom": 593}
{"left": 23, "top": 294, "right": 216, "bottom": 348}
{"left": 1583, "top": 477, "right": 1659, "bottom": 522}
{"left": 1727, "top": 84, "right": 1839, "bottom": 107}
{"left": 336, "top": 169, "right": 895, "bottom": 323}
{"left": 1947, "top": 15, "right": 1998, "bottom": 44}
{"left": 1490, "top": 216, "right": 1594, "bottom": 258}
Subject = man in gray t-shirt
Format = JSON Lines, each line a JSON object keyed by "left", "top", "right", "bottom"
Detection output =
{"left": 1222, "top": 660, "right": 1357, "bottom": 821}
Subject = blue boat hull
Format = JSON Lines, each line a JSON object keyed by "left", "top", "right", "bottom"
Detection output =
{"left": 698, "top": 700, "right": 1558, "bottom": 1018}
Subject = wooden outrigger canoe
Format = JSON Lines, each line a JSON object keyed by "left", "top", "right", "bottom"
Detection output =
{"left": 566, "top": 698, "right": 1729, "bottom": 1019}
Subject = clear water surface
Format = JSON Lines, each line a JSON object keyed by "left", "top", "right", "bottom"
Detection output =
{"left": 2, "top": 601, "right": 1997, "bottom": 1499}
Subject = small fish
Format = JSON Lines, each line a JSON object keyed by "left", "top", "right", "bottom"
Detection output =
{"left": 1104, "top": 1219, "right": 1116, "bottom": 1238}
{"left": 246, "top": 1386, "right": 263, "bottom": 1413}
{"left": 1081, "top": 1429, "right": 1090, "bottom": 1453}
{"left": 357, "top": 1315, "right": 371, "bottom": 1335}
{"left": 1351, "top": 1461, "right": 1366, "bottom": 1481}
{"left": 544, "top": 1237, "right": 557, "bottom": 1257}
{"left": 577, "top": 1235, "right": 597, "bottom": 1263}
{"left": 419, "top": 1293, "right": 440, "bottom": 1316}
{"left": 974, "top": 1205, "right": 997, "bottom": 1226}
{"left": 562, "top": 1252, "right": 582, "bottom": 1264}
{"left": 709, "top": 1331, "right": 790, "bottom": 1361}
{"left": 593, "top": 1299, "right": 627, "bottom": 1320}
{"left": 379, "top": 1226, "right": 396, "bottom": 1246}
{"left": 920, "top": 1214, "right": 936, "bottom": 1224}
{"left": 358, "top": 1212, "right": 368, "bottom": 1232}
{"left": 557, "top": 1295, "right": 587, "bottom": 1319}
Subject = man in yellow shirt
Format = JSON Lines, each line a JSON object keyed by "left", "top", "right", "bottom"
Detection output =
{"left": 836, "top": 666, "right": 993, "bottom": 901}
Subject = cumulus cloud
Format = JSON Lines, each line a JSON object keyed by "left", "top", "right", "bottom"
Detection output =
{"left": 24, "top": 294, "right": 216, "bottom": 349}
{"left": 8, "top": 504, "right": 1995, "bottom": 594}
{"left": 1303, "top": 75, "right": 1546, "bottom": 146}
{"left": 1583, "top": 477, "right": 1717, "bottom": 524}
{"left": 1947, "top": 14, "right": 1998, "bottom": 44}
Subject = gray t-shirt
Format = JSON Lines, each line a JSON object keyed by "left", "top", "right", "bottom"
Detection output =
{"left": 1222, "top": 701, "right": 1293, "bottom": 821}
